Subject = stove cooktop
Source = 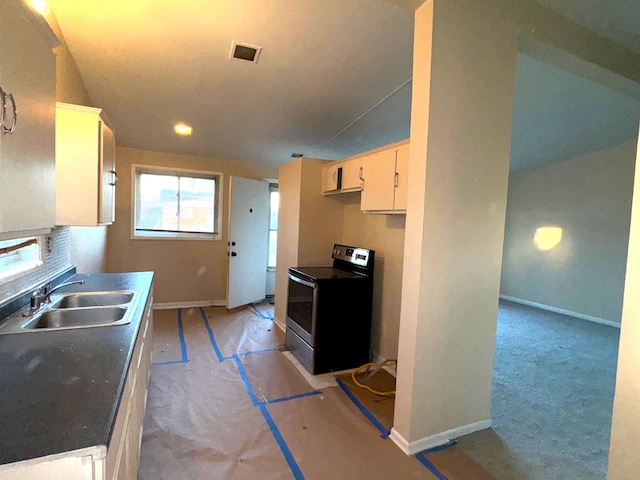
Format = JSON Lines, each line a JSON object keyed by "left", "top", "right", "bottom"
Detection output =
{"left": 289, "top": 266, "right": 368, "bottom": 282}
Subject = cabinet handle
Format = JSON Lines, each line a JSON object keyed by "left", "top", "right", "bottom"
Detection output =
{"left": 109, "top": 170, "right": 118, "bottom": 186}
{"left": 394, "top": 172, "right": 399, "bottom": 188}
{"left": 2, "top": 92, "right": 17, "bottom": 135}
{"left": 0, "top": 87, "right": 5, "bottom": 130}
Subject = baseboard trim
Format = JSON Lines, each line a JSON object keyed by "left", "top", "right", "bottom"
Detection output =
{"left": 390, "top": 419, "right": 492, "bottom": 455}
{"left": 499, "top": 295, "right": 621, "bottom": 328}
{"left": 273, "top": 316, "right": 286, "bottom": 333}
{"left": 153, "top": 300, "right": 226, "bottom": 310}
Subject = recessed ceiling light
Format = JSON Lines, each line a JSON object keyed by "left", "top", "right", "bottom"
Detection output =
{"left": 291, "top": 153, "right": 303, "bottom": 158}
{"left": 30, "top": 0, "right": 50, "bottom": 15}
{"left": 174, "top": 123, "right": 192, "bottom": 136}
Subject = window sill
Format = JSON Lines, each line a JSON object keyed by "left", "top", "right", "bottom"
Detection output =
{"left": 0, "top": 260, "right": 44, "bottom": 286}
{"left": 131, "top": 231, "right": 221, "bottom": 241}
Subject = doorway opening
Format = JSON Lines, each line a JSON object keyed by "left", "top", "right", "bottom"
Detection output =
{"left": 266, "top": 182, "right": 279, "bottom": 298}
{"left": 457, "top": 51, "right": 640, "bottom": 479}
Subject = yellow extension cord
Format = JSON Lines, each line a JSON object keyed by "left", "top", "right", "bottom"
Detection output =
{"left": 351, "top": 361, "right": 397, "bottom": 397}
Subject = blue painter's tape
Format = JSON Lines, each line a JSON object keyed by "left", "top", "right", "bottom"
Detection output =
{"left": 237, "top": 347, "right": 280, "bottom": 358}
{"left": 152, "top": 360, "right": 186, "bottom": 366}
{"left": 199, "top": 307, "right": 225, "bottom": 362}
{"left": 233, "top": 355, "right": 260, "bottom": 406}
{"left": 259, "top": 403, "right": 305, "bottom": 480}
{"left": 335, "top": 378, "right": 391, "bottom": 439}
{"left": 177, "top": 308, "right": 189, "bottom": 363}
{"left": 415, "top": 452, "right": 450, "bottom": 480}
{"left": 250, "top": 303, "right": 273, "bottom": 321}
{"left": 152, "top": 308, "right": 189, "bottom": 366}
{"left": 264, "top": 390, "right": 322, "bottom": 405}
{"left": 420, "top": 440, "right": 458, "bottom": 455}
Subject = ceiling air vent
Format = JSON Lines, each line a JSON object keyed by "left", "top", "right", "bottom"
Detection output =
{"left": 229, "top": 41, "right": 262, "bottom": 64}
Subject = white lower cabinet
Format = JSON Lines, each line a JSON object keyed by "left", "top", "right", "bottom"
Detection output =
{"left": 104, "top": 294, "right": 153, "bottom": 480}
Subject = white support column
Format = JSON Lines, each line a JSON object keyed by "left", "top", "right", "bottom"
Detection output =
{"left": 391, "top": 0, "right": 518, "bottom": 454}
{"left": 608, "top": 130, "right": 640, "bottom": 480}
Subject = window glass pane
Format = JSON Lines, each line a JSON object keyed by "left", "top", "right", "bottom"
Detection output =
{"left": 138, "top": 173, "right": 179, "bottom": 231}
{"left": 268, "top": 230, "right": 277, "bottom": 268}
{"left": 0, "top": 237, "right": 41, "bottom": 283}
{"left": 269, "top": 191, "right": 279, "bottom": 230}
{"left": 179, "top": 177, "right": 216, "bottom": 233}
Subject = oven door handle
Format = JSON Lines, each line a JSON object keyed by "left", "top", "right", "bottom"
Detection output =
{"left": 288, "top": 272, "right": 317, "bottom": 289}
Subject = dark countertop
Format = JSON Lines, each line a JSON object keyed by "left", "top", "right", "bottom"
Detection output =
{"left": 0, "top": 271, "right": 154, "bottom": 466}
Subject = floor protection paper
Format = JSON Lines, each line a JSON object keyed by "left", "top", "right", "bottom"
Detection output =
{"left": 140, "top": 306, "right": 501, "bottom": 480}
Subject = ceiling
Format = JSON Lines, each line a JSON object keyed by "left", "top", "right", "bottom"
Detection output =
{"left": 48, "top": 0, "right": 640, "bottom": 170}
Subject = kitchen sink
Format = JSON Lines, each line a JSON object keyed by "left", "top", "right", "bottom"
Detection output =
{"left": 24, "top": 307, "right": 127, "bottom": 329}
{"left": 0, "top": 289, "right": 141, "bottom": 334}
{"left": 50, "top": 291, "right": 135, "bottom": 308}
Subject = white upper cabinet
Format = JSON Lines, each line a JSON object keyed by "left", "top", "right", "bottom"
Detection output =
{"left": 360, "top": 140, "right": 409, "bottom": 214}
{"left": 55, "top": 103, "right": 117, "bottom": 226}
{"left": 321, "top": 157, "right": 363, "bottom": 195}
{"left": 0, "top": 0, "right": 57, "bottom": 234}
{"left": 322, "top": 163, "right": 342, "bottom": 194}
{"left": 340, "top": 157, "right": 363, "bottom": 192}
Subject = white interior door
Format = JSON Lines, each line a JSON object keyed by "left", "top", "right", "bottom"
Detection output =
{"left": 227, "top": 176, "right": 270, "bottom": 309}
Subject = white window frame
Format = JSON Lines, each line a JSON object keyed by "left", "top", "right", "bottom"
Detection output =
{"left": 131, "top": 164, "right": 223, "bottom": 241}
{"left": 0, "top": 236, "right": 44, "bottom": 285}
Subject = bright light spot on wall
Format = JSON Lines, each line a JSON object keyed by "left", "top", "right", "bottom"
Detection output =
{"left": 174, "top": 123, "right": 192, "bottom": 136}
{"left": 534, "top": 227, "right": 563, "bottom": 251}
{"left": 30, "top": 0, "right": 50, "bottom": 15}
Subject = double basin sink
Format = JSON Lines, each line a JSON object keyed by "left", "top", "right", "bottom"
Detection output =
{"left": 0, "top": 290, "right": 141, "bottom": 334}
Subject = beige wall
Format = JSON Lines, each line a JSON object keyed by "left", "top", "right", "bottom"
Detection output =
{"left": 342, "top": 202, "right": 406, "bottom": 359}
{"left": 501, "top": 139, "right": 637, "bottom": 324}
{"left": 107, "top": 147, "right": 277, "bottom": 305}
{"left": 274, "top": 158, "right": 345, "bottom": 329}
{"left": 44, "top": 10, "right": 92, "bottom": 106}
{"left": 44, "top": 8, "right": 108, "bottom": 274}
{"left": 274, "top": 160, "right": 302, "bottom": 328}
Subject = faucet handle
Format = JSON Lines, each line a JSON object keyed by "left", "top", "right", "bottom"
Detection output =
{"left": 30, "top": 289, "right": 43, "bottom": 310}
{"left": 42, "top": 282, "right": 52, "bottom": 298}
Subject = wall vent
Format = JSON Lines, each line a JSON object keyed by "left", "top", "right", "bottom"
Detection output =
{"left": 229, "top": 41, "right": 262, "bottom": 64}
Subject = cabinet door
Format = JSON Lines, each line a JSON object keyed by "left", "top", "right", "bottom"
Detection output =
{"left": 0, "top": 2, "right": 55, "bottom": 233}
{"left": 393, "top": 143, "right": 410, "bottom": 211}
{"left": 99, "top": 123, "right": 116, "bottom": 224}
{"left": 340, "top": 159, "right": 363, "bottom": 192}
{"left": 361, "top": 149, "right": 396, "bottom": 211}
{"left": 322, "top": 164, "right": 341, "bottom": 193}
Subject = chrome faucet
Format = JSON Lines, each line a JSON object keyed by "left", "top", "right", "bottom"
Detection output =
{"left": 24, "top": 279, "right": 86, "bottom": 317}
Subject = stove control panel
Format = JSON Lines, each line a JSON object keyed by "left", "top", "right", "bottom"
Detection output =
{"left": 332, "top": 244, "right": 372, "bottom": 267}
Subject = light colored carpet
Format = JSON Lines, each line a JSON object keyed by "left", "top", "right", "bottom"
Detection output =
{"left": 457, "top": 300, "right": 620, "bottom": 479}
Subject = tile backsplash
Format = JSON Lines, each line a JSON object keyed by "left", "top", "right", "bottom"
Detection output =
{"left": 0, "top": 227, "right": 73, "bottom": 305}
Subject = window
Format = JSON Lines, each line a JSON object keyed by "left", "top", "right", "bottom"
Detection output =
{"left": 133, "top": 165, "right": 222, "bottom": 240}
{"left": 268, "top": 183, "right": 279, "bottom": 268}
{"left": 0, "top": 237, "right": 43, "bottom": 285}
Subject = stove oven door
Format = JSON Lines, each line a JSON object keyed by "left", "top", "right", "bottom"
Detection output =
{"left": 286, "top": 272, "right": 317, "bottom": 346}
